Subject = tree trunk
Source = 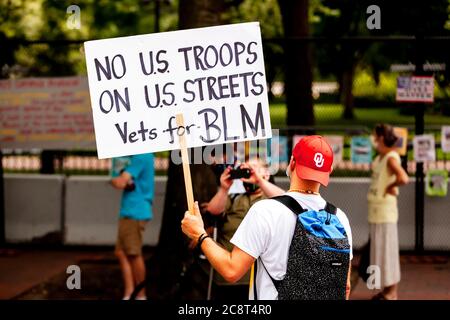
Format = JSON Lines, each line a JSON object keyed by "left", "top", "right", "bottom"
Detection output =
{"left": 341, "top": 61, "right": 356, "bottom": 119}
{"left": 278, "top": 0, "right": 314, "bottom": 127}
{"left": 178, "top": 0, "right": 226, "bottom": 28}
{"left": 154, "top": 0, "right": 226, "bottom": 299}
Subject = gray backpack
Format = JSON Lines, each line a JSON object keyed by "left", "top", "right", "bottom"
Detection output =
{"left": 254, "top": 195, "right": 350, "bottom": 300}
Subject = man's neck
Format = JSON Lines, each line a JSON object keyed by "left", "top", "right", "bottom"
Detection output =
{"left": 289, "top": 178, "right": 320, "bottom": 194}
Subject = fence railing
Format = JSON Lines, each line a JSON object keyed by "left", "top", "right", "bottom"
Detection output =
{"left": 2, "top": 126, "right": 449, "bottom": 176}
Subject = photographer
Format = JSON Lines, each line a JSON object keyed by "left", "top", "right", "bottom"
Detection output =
{"left": 204, "top": 158, "right": 284, "bottom": 299}
{"left": 110, "top": 153, "right": 155, "bottom": 300}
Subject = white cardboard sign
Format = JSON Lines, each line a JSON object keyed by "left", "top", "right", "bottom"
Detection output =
{"left": 84, "top": 22, "right": 271, "bottom": 159}
{"left": 413, "top": 134, "right": 436, "bottom": 162}
{"left": 396, "top": 76, "right": 434, "bottom": 103}
{"left": 441, "top": 126, "right": 450, "bottom": 153}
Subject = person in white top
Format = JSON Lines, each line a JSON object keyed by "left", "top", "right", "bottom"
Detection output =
{"left": 368, "top": 124, "right": 409, "bottom": 300}
{"left": 181, "top": 135, "right": 353, "bottom": 300}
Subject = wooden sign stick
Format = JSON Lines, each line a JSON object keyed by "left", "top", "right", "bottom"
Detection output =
{"left": 176, "top": 113, "right": 195, "bottom": 214}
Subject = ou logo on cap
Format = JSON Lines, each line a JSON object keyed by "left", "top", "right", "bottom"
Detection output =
{"left": 314, "top": 153, "right": 324, "bottom": 168}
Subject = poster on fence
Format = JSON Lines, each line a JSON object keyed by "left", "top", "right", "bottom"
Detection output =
{"left": 393, "top": 127, "right": 408, "bottom": 156}
{"left": 426, "top": 170, "right": 448, "bottom": 197}
{"left": 84, "top": 22, "right": 271, "bottom": 159}
{"left": 0, "top": 76, "right": 95, "bottom": 149}
{"left": 396, "top": 76, "right": 434, "bottom": 103}
{"left": 324, "top": 135, "right": 344, "bottom": 165}
{"left": 413, "top": 134, "right": 435, "bottom": 162}
{"left": 441, "top": 126, "right": 450, "bottom": 153}
{"left": 351, "top": 136, "right": 372, "bottom": 164}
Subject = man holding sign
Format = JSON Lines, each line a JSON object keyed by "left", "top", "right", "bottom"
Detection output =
{"left": 85, "top": 23, "right": 272, "bottom": 298}
{"left": 182, "top": 136, "right": 353, "bottom": 300}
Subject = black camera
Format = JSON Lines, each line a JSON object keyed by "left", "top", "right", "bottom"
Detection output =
{"left": 229, "top": 168, "right": 251, "bottom": 179}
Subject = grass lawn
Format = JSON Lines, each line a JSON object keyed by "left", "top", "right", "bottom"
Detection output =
{"left": 269, "top": 103, "right": 450, "bottom": 128}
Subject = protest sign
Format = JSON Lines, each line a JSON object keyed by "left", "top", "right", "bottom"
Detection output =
{"left": 0, "top": 76, "right": 94, "bottom": 149}
{"left": 396, "top": 76, "right": 434, "bottom": 103}
{"left": 393, "top": 127, "right": 408, "bottom": 156}
{"left": 413, "top": 134, "right": 435, "bottom": 162}
{"left": 351, "top": 136, "right": 372, "bottom": 164}
{"left": 84, "top": 22, "right": 271, "bottom": 159}
{"left": 441, "top": 126, "right": 450, "bottom": 153}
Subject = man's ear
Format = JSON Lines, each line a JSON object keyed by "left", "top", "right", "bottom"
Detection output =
{"left": 290, "top": 156, "right": 296, "bottom": 171}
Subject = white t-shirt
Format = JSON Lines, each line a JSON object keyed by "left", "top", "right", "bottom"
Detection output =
{"left": 230, "top": 192, "right": 353, "bottom": 300}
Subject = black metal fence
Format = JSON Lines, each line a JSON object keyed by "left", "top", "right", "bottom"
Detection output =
{"left": 1, "top": 36, "right": 450, "bottom": 252}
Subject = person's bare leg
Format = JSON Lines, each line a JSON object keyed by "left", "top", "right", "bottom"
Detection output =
{"left": 129, "top": 254, "right": 146, "bottom": 298}
{"left": 115, "top": 249, "right": 134, "bottom": 299}
{"left": 382, "top": 283, "right": 398, "bottom": 300}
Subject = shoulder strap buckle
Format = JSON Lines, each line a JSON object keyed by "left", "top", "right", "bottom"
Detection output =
{"left": 324, "top": 202, "right": 337, "bottom": 215}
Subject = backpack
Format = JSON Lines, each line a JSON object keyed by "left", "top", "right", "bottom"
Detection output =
{"left": 254, "top": 195, "right": 350, "bottom": 300}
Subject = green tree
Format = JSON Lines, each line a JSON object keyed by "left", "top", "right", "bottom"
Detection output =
{"left": 227, "top": 0, "right": 284, "bottom": 102}
{"left": 278, "top": 0, "right": 314, "bottom": 125}
{"left": 156, "top": 0, "right": 245, "bottom": 299}
{"left": 1, "top": 0, "right": 179, "bottom": 77}
{"left": 315, "top": 0, "right": 450, "bottom": 118}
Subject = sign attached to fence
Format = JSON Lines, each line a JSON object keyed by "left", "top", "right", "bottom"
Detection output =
{"left": 413, "top": 134, "right": 435, "bottom": 162}
{"left": 396, "top": 76, "right": 434, "bottom": 103}
{"left": 425, "top": 169, "right": 448, "bottom": 197}
{"left": 324, "top": 135, "right": 344, "bottom": 165}
{"left": 441, "top": 126, "right": 450, "bottom": 153}
{"left": 393, "top": 127, "right": 408, "bottom": 156}
{"left": 0, "top": 76, "right": 95, "bottom": 149}
{"left": 351, "top": 136, "right": 372, "bottom": 164}
{"left": 84, "top": 22, "right": 271, "bottom": 159}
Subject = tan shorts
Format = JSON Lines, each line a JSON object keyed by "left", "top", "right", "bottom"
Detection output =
{"left": 115, "top": 218, "right": 147, "bottom": 256}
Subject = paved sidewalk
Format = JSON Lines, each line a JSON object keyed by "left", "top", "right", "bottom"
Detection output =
{"left": 350, "top": 255, "right": 450, "bottom": 300}
{"left": 1, "top": 248, "right": 449, "bottom": 300}
{"left": 0, "top": 248, "right": 112, "bottom": 300}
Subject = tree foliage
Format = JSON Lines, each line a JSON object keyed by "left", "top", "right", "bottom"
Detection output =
{"left": 1, "top": 0, "right": 179, "bottom": 77}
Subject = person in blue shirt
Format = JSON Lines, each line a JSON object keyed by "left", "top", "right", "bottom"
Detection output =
{"left": 110, "top": 153, "right": 154, "bottom": 300}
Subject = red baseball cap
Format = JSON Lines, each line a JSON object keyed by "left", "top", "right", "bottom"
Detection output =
{"left": 292, "top": 135, "right": 334, "bottom": 186}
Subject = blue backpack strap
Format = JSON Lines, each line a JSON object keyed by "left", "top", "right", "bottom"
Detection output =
{"left": 271, "top": 195, "right": 306, "bottom": 215}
